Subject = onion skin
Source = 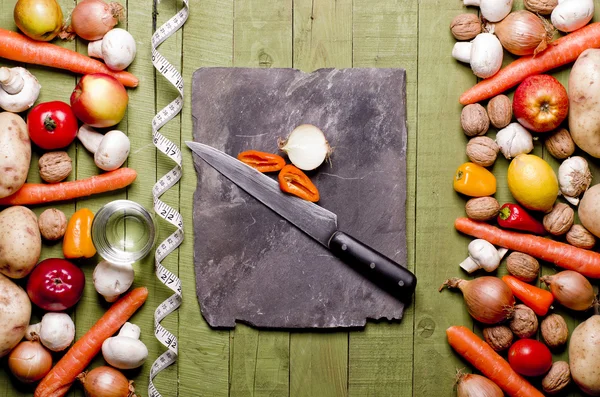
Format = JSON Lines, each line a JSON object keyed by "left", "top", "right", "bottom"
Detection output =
{"left": 440, "top": 277, "right": 515, "bottom": 324}
{"left": 491, "top": 10, "right": 554, "bottom": 56}
{"left": 70, "top": 0, "right": 124, "bottom": 41}
{"left": 541, "top": 270, "right": 595, "bottom": 311}
{"left": 8, "top": 341, "right": 52, "bottom": 383}
{"left": 457, "top": 373, "right": 503, "bottom": 397}
{"left": 78, "top": 366, "right": 137, "bottom": 397}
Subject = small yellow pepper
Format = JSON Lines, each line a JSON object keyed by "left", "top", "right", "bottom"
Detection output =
{"left": 453, "top": 162, "right": 496, "bottom": 197}
{"left": 63, "top": 208, "right": 96, "bottom": 259}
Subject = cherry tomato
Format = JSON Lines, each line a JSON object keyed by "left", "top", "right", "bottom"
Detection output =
{"left": 26, "top": 258, "right": 85, "bottom": 311}
{"left": 508, "top": 339, "right": 552, "bottom": 377}
{"left": 27, "top": 101, "right": 78, "bottom": 150}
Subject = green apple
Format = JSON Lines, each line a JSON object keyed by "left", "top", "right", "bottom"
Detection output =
{"left": 14, "top": 0, "right": 63, "bottom": 42}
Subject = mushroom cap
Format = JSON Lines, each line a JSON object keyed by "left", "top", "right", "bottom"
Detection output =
{"left": 102, "top": 28, "right": 137, "bottom": 71}
{"left": 551, "top": 0, "right": 594, "bottom": 33}
{"left": 102, "top": 336, "right": 148, "bottom": 369}
{"left": 93, "top": 260, "right": 135, "bottom": 301}
{"left": 40, "top": 312, "right": 75, "bottom": 352}
{"left": 468, "top": 239, "right": 501, "bottom": 272}
{"left": 480, "top": 0, "right": 513, "bottom": 23}
{"left": 94, "top": 130, "right": 131, "bottom": 171}
{"left": 470, "top": 33, "right": 503, "bottom": 79}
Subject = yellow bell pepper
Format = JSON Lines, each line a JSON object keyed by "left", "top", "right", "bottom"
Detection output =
{"left": 453, "top": 162, "right": 496, "bottom": 197}
{"left": 63, "top": 208, "right": 96, "bottom": 259}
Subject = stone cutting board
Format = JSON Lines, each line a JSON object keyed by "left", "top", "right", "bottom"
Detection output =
{"left": 191, "top": 67, "right": 408, "bottom": 329}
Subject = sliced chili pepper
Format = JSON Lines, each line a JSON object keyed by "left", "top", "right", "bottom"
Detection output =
{"left": 497, "top": 203, "right": 546, "bottom": 235}
{"left": 278, "top": 164, "right": 320, "bottom": 202}
{"left": 238, "top": 150, "right": 286, "bottom": 173}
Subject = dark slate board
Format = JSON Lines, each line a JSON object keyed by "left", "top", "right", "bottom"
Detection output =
{"left": 191, "top": 67, "right": 408, "bottom": 329}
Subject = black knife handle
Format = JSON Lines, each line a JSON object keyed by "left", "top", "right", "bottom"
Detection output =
{"left": 329, "top": 231, "right": 416, "bottom": 299}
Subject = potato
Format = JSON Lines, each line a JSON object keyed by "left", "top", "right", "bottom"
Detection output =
{"left": 0, "top": 273, "right": 31, "bottom": 357}
{"left": 579, "top": 184, "right": 600, "bottom": 238}
{"left": 0, "top": 206, "right": 41, "bottom": 279}
{"left": 568, "top": 49, "right": 600, "bottom": 158}
{"left": 0, "top": 112, "right": 30, "bottom": 198}
{"left": 569, "top": 315, "right": 600, "bottom": 396}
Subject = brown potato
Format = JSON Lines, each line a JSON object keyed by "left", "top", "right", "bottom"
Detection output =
{"left": 569, "top": 315, "right": 600, "bottom": 395}
{"left": 0, "top": 206, "right": 41, "bottom": 278}
{"left": 579, "top": 184, "right": 600, "bottom": 238}
{"left": 0, "top": 273, "right": 31, "bottom": 357}
{"left": 0, "top": 112, "right": 30, "bottom": 198}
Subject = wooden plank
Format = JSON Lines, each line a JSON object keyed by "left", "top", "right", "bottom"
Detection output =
{"left": 178, "top": 0, "right": 233, "bottom": 396}
{"left": 348, "top": 0, "right": 417, "bottom": 395}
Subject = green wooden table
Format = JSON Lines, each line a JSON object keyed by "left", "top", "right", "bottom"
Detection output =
{"left": 0, "top": 0, "right": 598, "bottom": 396}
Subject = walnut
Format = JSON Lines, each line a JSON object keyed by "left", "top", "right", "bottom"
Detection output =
{"left": 465, "top": 196, "right": 500, "bottom": 221}
{"left": 542, "top": 361, "right": 571, "bottom": 395}
{"left": 545, "top": 128, "right": 575, "bottom": 160}
{"left": 461, "top": 104, "right": 489, "bottom": 137}
{"left": 38, "top": 208, "right": 67, "bottom": 241}
{"left": 39, "top": 151, "right": 72, "bottom": 183}
{"left": 524, "top": 0, "right": 558, "bottom": 15}
{"left": 543, "top": 203, "right": 574, "bottom": 236}
{"left": 541, "top": 314, "right": 569, "bottom": 348}
{"left": 566, "top": 224, "right": 596, "bottom": 249}
{"left": 506, "top": 252, "right": 539, "bottom": 283}
{"left": 509, "top": 304, "right": 538, "bottom": 339}
{"left": 483, "top": 325, "right": 513, "bottom": 352}
{"left": 487, "top": 95, "right": 512, "bottom": 129}
{"left": 466, "top": 136, "right": 499, "bottom": 167}
{"left": 450, "top": 14, "right": 482, "bottom": 41}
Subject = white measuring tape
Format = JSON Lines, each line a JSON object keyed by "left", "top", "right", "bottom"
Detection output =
{"left": 149, "top": 1, "right": 189, "bottom": 396}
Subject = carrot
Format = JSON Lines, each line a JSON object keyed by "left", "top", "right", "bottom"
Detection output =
{"left": 447, "top": 326, "right": 544, "bottom": 397}
{"left": 0, "top": 168, "right": 137, "bottom": 206}
{"left": 455, "top": 218, "right": 600, "bottom": 278}
{"left": 0, "top": 28, "right": 138, "bottom": 88}
{"left": 34, "top": 287, "right": 148, "bottom": 397}
{"left": 502, "top": 275, "right": 553, "bottom": 316}
{"left": 460, "top": 22, "right": 600, "bottom": 105}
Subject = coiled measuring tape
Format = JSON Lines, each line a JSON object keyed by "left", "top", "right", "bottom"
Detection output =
{"left": 149, "top": 1, "right": 189, "bottom": 396}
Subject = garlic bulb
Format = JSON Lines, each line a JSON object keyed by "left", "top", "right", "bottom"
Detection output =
{"left": 559, "top": 156, "right": 592, "bottom": 205}
{"left": 496, "top": 123, "right": 534, "bottom": 160}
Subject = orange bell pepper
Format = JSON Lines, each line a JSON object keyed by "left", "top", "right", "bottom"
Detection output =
{"left": 278, "top": 165, "right": 320, "bottom": 202}
{"left": 453, "top": 162, "right": 496, "bottom": 197}
{"left": 63, "top": 208, "right": 96, "bottom": 259}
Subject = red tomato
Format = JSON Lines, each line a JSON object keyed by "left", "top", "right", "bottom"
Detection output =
{"left": 27, "top": 101, "right": 78, "bottom": 149}
{"left": 508, "top": 339, "right": 552, "bottom": 377}
{"left": 26, "top": 258, "right": 85, "bottom": 311}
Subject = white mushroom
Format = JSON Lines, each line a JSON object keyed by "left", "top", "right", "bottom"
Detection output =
{"left": 460, "top": 239, "right": 509, "bottom": 273}
{"left": 93, "top": 260, "right": 135, "bottom": 302}
{"left": 496, "top": 123, "right": 534, "bottom": 160}
{"left": 551, "top": 0, "right": 594, "bottom": 33}
{"left": 102, "top": 322, "right": 148, "bottom": 369}
{"left": 452, "top": 33, "right": 503, "bottom": 79}
{"left": 88, "top": 28, "right": 137, "bottom": 71}
{"left": 464, "top": 0, "right": 513, "bottom": 22}
{"left": 25, "top": 313, "right": 75, "bottom": 352}
{"left": 0, "top": 67, "right": 41, "bottom": 112}
{"left": 77, "top": 125, "right": 130, "bottom": 171}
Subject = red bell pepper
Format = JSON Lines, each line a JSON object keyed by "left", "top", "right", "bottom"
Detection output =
{"left": 497, "top": 203, "right": 546, "bottom": 235}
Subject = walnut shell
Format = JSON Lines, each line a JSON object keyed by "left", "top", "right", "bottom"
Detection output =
{"left": 542, "top": 361, "right": 571, "bottom": 394}
{"left": 541, "top": 314, "right": 569, "bottom": 348}
{"left": 543, "top": 203, "right": 574, "bottom": 236}
{"left": 466, "top": 136, "right": 499, "bottom": 167}
{"left": 509, "top": 304, "right": 538, "bottom": 339}
{"left": 487, "top": 95, "right": 512, "bottom": 129}
{"left": 483, "top": 325, "right": 513, "bottom": 352}
{"left": 38, "top": 208, "right": 67, "bottom": 241}
{"left": 524, "top": 0, "right": 558, "bottom": 15}
{"left": 465, "top": 196, "right": 500, "bottom": 221}
{"left": 450, "top": 14, "right": 482, "bottom": 41}
{"left": 545, "top": 128, "right": 575, "bottom": 160}
{"left": 39, "top": 152, "right": 72, "bottom": 184}
{"left": 566, "top": 224, "right": 596, "bottom": 249}
{"left": 506, "top": 252, "right": 539, "bottom": 283}
{"left": 461, "top": 104, "right": 489, "bottom": 137}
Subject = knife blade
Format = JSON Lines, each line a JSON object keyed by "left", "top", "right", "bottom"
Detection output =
{"left": 186, "top": 141, "right": 416, "bottom": 300}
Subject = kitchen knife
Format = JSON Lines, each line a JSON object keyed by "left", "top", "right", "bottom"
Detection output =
{"left": 186, "top": 141, "right": 417, "bottom": 300}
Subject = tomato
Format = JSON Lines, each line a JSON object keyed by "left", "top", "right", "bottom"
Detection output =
{"left": 27, "top": 101, "right": 78, "bottom": 150}
{"left": 26, "top": 258, "right": 85, "bottom": 311}
{"left": 508, "top": 339, "right": 553, "bottom": 377}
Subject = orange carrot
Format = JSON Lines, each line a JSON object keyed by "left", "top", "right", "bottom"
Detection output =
{"left": 0, "top": 28, "right": 138, "bottom": 87}
{"left": 447, "top": 326, "right": 544, "bottom": 397}
{"left": 34, "top": 287, "right": 148, "bottom": 397}
{"left": 460, "top": 22, "right": 600, "bottom": 105}
{"left": 502, "top": 275, "right": 553, "bottom": 316}
{"left": 455, "top": 218, "right": 600, "bottom": 278}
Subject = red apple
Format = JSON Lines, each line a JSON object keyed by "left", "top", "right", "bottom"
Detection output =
{"left": 26, "top": 258, "right": 85, "bottom": 311}
{"left": 70, "top": 73, "right": 128, "bottom": 128}
{"left": 513, "top": 74, "right": 569, "bottom": 133}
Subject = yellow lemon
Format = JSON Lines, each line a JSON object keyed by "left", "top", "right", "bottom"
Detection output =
{"left": 507, "top": 154, "right": 558, "bottom": 212}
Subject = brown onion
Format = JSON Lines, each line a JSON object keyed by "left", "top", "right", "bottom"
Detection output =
{"left": 78, "top": 366, "right": 136, "bottom": 397}
{"left": 541, "top": 270, "right": 595, "bottom": 311}
{"left": 440, "top": 277, "right": 515, "bottom": 324}
{"left": 70, "top": 0, "right": 124, "bottom": 41}
{"left": 457, "top": 372, "right": 503, "bottom": 397}
{"left": 8, "top": 341, "right": 52, "bottom": 383}
{"left": 488, "top": 10, "right": 554, "bottom": 56}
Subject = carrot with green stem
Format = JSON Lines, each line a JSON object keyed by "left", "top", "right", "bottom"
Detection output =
{"left": 34, "top": 287, "right": 148, "bottom": 397}
{"left": 0, "top": 28, "right": 138, "bottom": 88}
{"left": 502, "top": 275, "right": 553, "bottom": 316}
{"left": 460, "top": 22, "right": 600, "bottom": 105}
{"left": 447, "top": 326, "right": 544, "bottom": 397}
{"left": 455, "top": 218, "right": 600, "bottom": 278}
{"left": 0, "top": 168, "right": 137, "bottom": 205}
